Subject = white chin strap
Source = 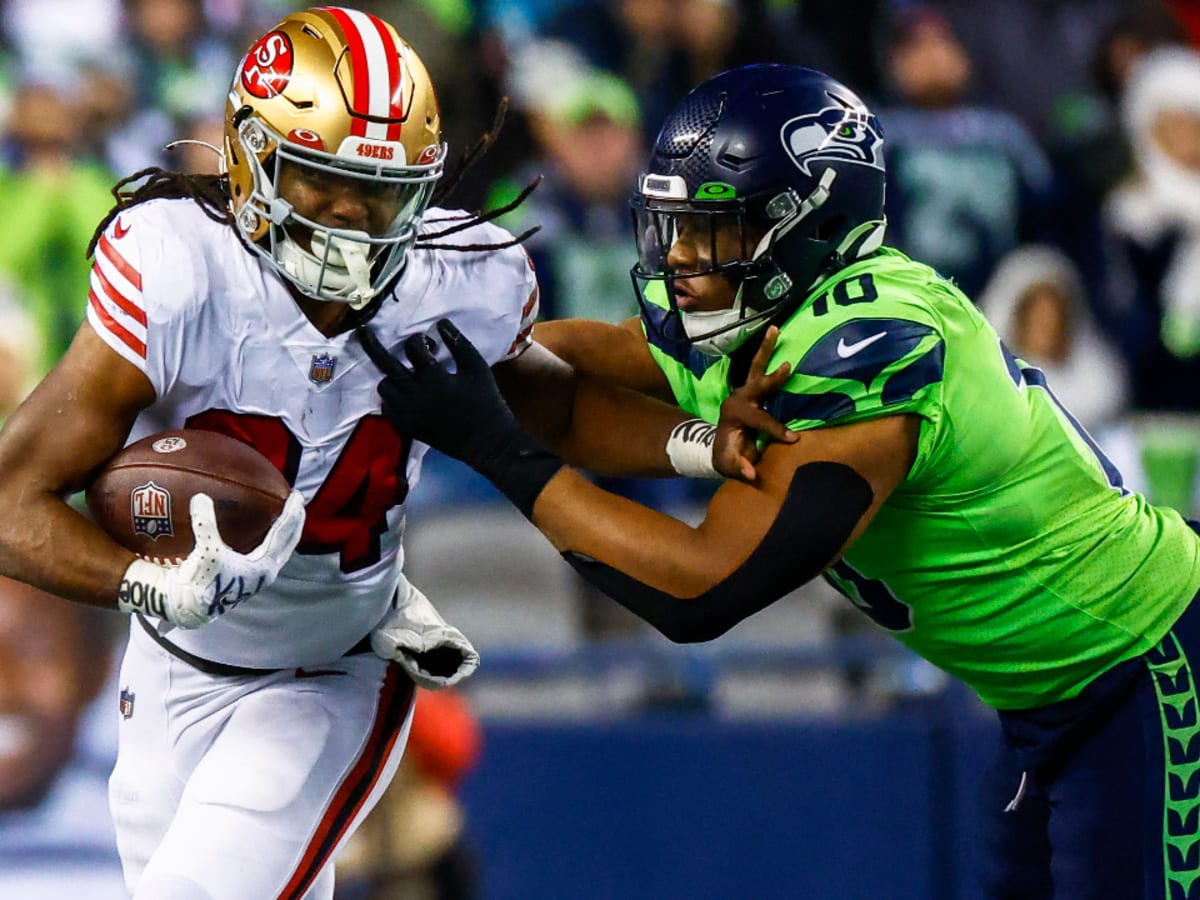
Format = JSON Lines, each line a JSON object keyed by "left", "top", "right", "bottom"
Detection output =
{"left": 278, "top": 230, "right": 376, "bottom": 309}
{"left": 681, "top": 307, "right": 769, "bottom": 356}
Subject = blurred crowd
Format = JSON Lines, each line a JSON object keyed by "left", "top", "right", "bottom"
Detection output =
{"left": 0, "top": 0, "right": 1193, "bottom": 500}
{"left": 6, "top": 0, "right": 1200, "bottom": 897}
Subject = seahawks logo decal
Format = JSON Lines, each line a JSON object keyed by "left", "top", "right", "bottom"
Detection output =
{"left": 781, "top": 103, "right": 884, "bottom": 176}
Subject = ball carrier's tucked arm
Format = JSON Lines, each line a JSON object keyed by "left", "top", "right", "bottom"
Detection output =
{"left": 0, "top": 326, "right": 305, "bottom": 628}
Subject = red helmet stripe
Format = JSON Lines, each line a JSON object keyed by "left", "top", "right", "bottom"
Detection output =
{"left": 365, "top": 13, "right": 404, "bottom": 141}
{"left": 323, "top": 7, "right": 403, "bottom": 141}
{"left": 322, "top": 7, "right": 371, "bottom": 137}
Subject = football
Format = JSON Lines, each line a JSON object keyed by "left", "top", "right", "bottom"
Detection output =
{"left": 85, "top": 429, "right": 291, "bottom": 561}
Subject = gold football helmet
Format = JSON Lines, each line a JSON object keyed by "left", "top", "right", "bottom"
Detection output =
{"left": 224, "top": 7, "right": 445, "bottom": 307}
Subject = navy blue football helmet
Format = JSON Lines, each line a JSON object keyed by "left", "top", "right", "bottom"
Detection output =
{"left": 631, "top": 64, "right": 887, "bottom": 355}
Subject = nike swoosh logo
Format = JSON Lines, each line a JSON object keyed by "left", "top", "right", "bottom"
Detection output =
{"left": 113, "top": 217, "right": 130, "bottom": 239}
{"left": 836, "top": 331, "right": 887, "bottom": 358}
{"left": 294, "top": 667, "right": 346, "bottom": 679}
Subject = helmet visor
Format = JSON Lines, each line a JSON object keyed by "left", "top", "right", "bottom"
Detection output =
{"left": 631, "top": 196, "right": 758, "bottom": 281}
{"left": 629, "top": 194, "right": 781, "bottom": 354}
{"left": 274, "top": 152, "right": 438, "bottom": 244}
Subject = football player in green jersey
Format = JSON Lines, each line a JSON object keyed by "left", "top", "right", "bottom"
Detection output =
{"left": 360, "top": 65, "right": 1200, "bottom": 899}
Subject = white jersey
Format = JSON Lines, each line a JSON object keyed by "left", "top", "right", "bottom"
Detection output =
{"left": 86, "top": 198, "right": 538, "bottom": 668}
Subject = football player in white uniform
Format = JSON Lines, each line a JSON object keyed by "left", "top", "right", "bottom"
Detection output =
{"left": 0, "top": 8, "right": 790, "bottom": 899}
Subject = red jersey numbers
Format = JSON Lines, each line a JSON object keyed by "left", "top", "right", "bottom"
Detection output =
{"left": 299, "top": 418, "right": 410, "bottom": 571}
{"left": 241, "top": 31, "right": 293, "bottom": 99}
{"left": 185, "top": 411, "right": 410, "bottom": 573}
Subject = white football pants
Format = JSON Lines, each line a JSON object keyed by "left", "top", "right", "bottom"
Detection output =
{"left": 108, "top": 618, "right": 415, "bottom": 899}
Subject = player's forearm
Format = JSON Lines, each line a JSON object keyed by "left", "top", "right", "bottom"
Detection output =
{"left": 533, "top": 318, "right": 673, "bottom": 399}
{"left": 531, "top": 467, "right": 743, "bottom": 593}
{"left": 500, "top": 345, "right": 706, "bottom": 478}
{"left": 0, "top": 487, "right": 135, "bottom": 607}
{"left": 554, "top": 377, "right": 696, "bottom": 477}
{"left": 0, "top": 323, "right": 156, "bottom": 606}
{"left": 531, "top": 461, "right": 873, "bottom": 643}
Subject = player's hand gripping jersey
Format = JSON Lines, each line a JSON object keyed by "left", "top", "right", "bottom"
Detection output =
{"left": 643, "top": 247, "right": 1200, "bottom": 709}
{"left": 87, "top": 198, "right": 537, "bottom": 669}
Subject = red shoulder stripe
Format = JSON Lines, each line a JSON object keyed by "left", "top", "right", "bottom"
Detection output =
{"left": 98, "top": 234, "right": 143, "bottom": 291}
{"left": 89, "top": 289, "right": 146, "bottom": 359}
{"left": 92, "top": 264, "right": 148, "bottom": 328}
{"left": 521, "top": 283, "right": 539, "bottom": 320}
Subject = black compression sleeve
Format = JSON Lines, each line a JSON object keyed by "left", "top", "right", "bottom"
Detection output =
{"left": 477, "top": 430, "right": 565, "bottom": 520}
{"left": 561, "top": 461, "right": 873, "bottom": 642}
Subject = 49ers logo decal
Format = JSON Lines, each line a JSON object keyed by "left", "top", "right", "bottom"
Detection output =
{"left": 355, "top": 143, "right": 394, "bottom": 161}
{"left": 241, "top": 31, "right": 294, "bottom": 99}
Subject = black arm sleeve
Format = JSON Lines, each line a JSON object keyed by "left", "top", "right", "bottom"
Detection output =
{"left": 562, "top": 461, "right": 873, "bottom": 643}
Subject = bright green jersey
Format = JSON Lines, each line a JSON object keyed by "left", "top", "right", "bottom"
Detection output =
{"left": 642, "top": 247, "right": 1200, "bottom": 709}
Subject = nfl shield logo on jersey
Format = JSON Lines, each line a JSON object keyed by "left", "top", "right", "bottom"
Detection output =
{"left": 119, "top": 686, "right": 135, "bottom": 719}
{"left": 131, "top": 481, "right": 173, "bottom": 540}
{"left": 309, "top": 352, "right": 337, "bottom": 384}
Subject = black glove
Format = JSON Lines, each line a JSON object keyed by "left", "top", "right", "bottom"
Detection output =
{"left": 358, "top": 318, "right": 564, "bottom": 519}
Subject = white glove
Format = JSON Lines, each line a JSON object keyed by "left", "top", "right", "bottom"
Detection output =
{"left": 371, "top": 577, "right": 480, "bottom": 689}
{"left": 117, "top": 491, "right": 306, "bottom": 629}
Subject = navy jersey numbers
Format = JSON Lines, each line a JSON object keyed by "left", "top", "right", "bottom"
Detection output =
{"left": 186, "top": 410, "right": 411, "bottom": 573}
{"left": 809, "top": 272, "right": 879, "bottom": 317}
{"left": 999, "top": 341, "right": 1125, "bottom": 492}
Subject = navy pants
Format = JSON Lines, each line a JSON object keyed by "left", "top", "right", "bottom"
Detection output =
{"left": 977, "top": 593, "right": 1200, "bottom": 899}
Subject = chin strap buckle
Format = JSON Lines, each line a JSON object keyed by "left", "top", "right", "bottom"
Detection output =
{"left": 327, "top": 235, "right": 374, "bottom": 308}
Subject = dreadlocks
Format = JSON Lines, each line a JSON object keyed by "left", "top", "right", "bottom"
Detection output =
{"left": 85, "top": 97, "right": 539, "bottom": 263}
{"left": 87, "top": 168, "right": 232, "bottom": 259}
{"left": 417, "top": 96, "right": 541, "bottom": 253}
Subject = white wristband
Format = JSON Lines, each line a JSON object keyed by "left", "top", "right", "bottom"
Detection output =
{"left": 666, "top": 418, "right": 720, "bottom": 479}
{"left": 118, "top": 558, "right": 205, "bottom": 629}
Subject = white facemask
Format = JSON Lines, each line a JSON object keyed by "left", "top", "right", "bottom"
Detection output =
{"left": 681, "top": 307, "right": 770, "bottom": 356}
{"left": 278, "top": 229, "right": 377, "bottom": 309}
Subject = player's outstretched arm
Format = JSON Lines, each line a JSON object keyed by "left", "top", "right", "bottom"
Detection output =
{"left": 533, "top": 317, "right": 674, "bottom": 400}
{"left": 491, "top": 323, "right": 796, "bottom": 482}
{"left": 360, "top": 318, "right": 918, "bottom": 640}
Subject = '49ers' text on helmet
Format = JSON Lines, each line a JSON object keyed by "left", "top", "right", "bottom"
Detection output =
{"left": 225, "top": 6, "right": 445, "bottom": 308}
{"left": 632, "top": 64, "right": 887, "bottom": 356}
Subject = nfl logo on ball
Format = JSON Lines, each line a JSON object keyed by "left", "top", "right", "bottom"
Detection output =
{"left": 309, "top": 352, "right": 336, "bottom": 384}
{"left": 131, "top": 481, "right": 174, "bottom": 540}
